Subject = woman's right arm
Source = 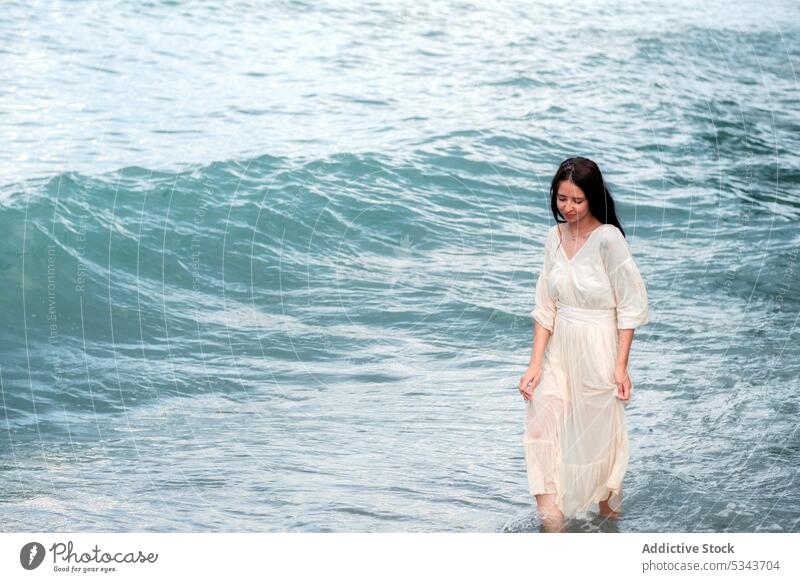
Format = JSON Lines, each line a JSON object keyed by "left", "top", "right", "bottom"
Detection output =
{"left": 520, "top": 230, "right": 556, "bottom": 400}
{"left": 529, "top": 321, "right": 552, "bottom": 368}
{"left": 519, "top": 321, "right": 552, "bottom": 401}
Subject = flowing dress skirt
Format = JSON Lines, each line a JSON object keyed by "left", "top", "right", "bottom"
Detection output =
{"left": 522, "top": 302, "right": 629, "bottom": 519}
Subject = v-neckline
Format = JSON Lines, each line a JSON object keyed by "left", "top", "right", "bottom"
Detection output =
{"left": 557, "top": 223, "right": 606, "bottom": 264}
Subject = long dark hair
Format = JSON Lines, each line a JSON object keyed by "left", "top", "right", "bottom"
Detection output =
{"left": 549, "top": 157, "right": 625, "bottom": 237}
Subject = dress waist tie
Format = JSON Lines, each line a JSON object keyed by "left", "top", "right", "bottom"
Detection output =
{"left": 556, "top": 302, "right": 616, "bottom": 325}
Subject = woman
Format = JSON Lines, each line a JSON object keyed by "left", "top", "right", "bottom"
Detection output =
{"left": 519, "top": 157, "right": 649, "bottom": 533}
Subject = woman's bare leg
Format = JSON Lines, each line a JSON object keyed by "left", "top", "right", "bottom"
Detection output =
{"left": 536, "top": 493, "right": 565, "bottom": 532}
{"left": 598, "top": 488, "right": 622, "bottom": 519}
{"left": 525, "top": 396, "right": 567, "bottom": 532}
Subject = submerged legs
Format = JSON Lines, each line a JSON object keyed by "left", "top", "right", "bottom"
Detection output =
{"left": 524, "top": 394, "right": 568, "bottom": 533}
{"left": 535, "top": 493, "right": 566, "bottom": 532}
{"left": 598, "top": 488, "right": 622, "bottom": 519}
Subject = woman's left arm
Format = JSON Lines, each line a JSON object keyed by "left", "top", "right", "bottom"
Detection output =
{"left": 601, "top": 227, "right": 650, "bottom": 401}
{"left": 614, "top": 329, "right": 635, "bottom": 400}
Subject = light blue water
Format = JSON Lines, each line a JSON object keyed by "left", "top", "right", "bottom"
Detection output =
{"left": 1, "top": 0, "right": 799, "bottom": 532}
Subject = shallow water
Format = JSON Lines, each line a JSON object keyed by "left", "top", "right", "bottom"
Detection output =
{"left": 0, "top": 0, "right": 798, "bottom": 532}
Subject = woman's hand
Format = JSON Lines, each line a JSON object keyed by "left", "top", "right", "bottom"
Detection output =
{"left": 519, "top": 364, "right": 542, "bottom": 401}
{"left": 614, "top": 365, "right": 632, "bottom": 400}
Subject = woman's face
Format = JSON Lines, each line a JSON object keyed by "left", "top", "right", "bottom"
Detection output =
{"left": 556, "top": 180, "right": 591, "bottom": 223}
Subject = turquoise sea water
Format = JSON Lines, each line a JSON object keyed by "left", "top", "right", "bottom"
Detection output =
{"left": 1, "top": 0, "right": 799, "bottom": 532}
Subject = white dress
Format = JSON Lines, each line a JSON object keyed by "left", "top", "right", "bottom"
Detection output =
{"left": 523, "top": 223, "right": 649, "bottom": 520}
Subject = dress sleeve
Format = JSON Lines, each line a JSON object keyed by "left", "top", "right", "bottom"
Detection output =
{"left": 602, "top": 227, "right": 650, "bottom": 330}
{"left": 530, "top": 230, "right": 557, "bottom": 331}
